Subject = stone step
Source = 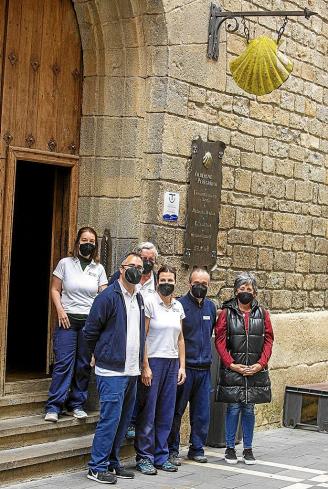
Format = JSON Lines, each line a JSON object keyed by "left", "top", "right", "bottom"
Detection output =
{"left": 0, "top": 434, "right": 134, "bottom": 485}
{"left": 4, "top": 378, "right": 51, "bottom": 396}
{"left": 0, "top": 413, "right": 99, "bottom": 449}
{"left": 0, "top": 393, "right": 48, "bottom": 419}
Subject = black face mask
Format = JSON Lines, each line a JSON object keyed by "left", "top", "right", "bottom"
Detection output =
{"left": 125, "top": 266, "right": 142, "bottom": 285}
{"left": 79, "top": 242, "right": 96, "bottom": 257}
{"left": 237, "top": 292, "right": 253, "bottom": 305}
{"left": 142, "top": 260, "right": 154, "bottom": 275}
{"left": 191, "top": 284, "right": 208, "bottom": 299}
{"left": 158, "top": 283, "right": 174, "bottom": 297}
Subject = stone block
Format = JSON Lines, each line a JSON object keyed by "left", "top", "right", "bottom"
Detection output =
{"left": 231, "top": 133, "right": 255, "bottom": 151}
{"left": 144, "top": 13, "right": 168, "bottom": 45}
{"left": 232, "top": 97, "right": 250, "bottom": 117}
{"left": 124, "top": 77, "right": 146, "bottom": 117}
{"left": 145, "top": 45, "right": 169, "bottom": 77}
{"left": 268, "top": 140, "right": 289, "bottom": 158}
{"left": 218, "top": 113, "right": 239, "bottom": 130}
{"left": 295, "top": 252, "right": 311, "bottom": 273}
{"left": 318, "top": 185, "right": 328, "bottom": 205}
{"left": 259, "top": 212, "right": 273, "bottom": 231}
{"left": 223, "top": 146, "right": 241, "bottom": 167}
{"left": 121, "top": 118, "right": 144, "bottom": 158}
{"left": 208, "top": 126, "right": 231, "bottom": 145}
{"left": 308, "top": 291, "right": 325, "bottom": 307}
{"left": 96, "top": 117, "right": 122, "bottom": 157}
{"left": 250, "top": 102, "right": 274, "bottom": 123}
{"left": 274, "top": 251, "right": 296, "bottom": 272}
{"left": 251, "top": 173, "right": 285, "bottom": 199}
{"left": 227, "top": 229, "right": 253, "bottom": 245}
{"left": 222, "top": 166, "right": 234, "bottom": 190}
{"left": 310, "top": 254, "right": 327, "bottom": 273}
{"left": 285, "top": 272, "right": 303, "bottom": 291}
{"left": 258, "top": 248, "right": 273, "bottom": 271}
{"left": 273, "top": 107, "right": 290, "bottom": 126}
{"left": 206, "top": 91, "right": 232, "bottom": 111}
{"left": 315, "top": 237, "right": 328, "bottom": 255}
{"left": 238, "top": 118, "right": 262, "bottom": 137}
{"left": 311, "top": 217, "right": 327, "bottom": 237}
{"left": 235, "top": 207, "right": 260, "bottom": 230}
{"left": 294, "top": 180, "right": 314, "bottom": 202}
{"left": 166, "top": 0, "right": 208, "bottom": 45}
{"left": 271, "top": 290, "right": 292, "bottom": 310}
{"left": 232, "top": 245, "right": 257, "bottom": 269}
{"left": 189, "top": 86, "right": 206, "bottom": 105}
{"left": 79, "top": 157, "right": 94, "bottom": 197}
{"left": 80, "top": 116, "right": 96, "bottom": 156}
{"left": 240, "top": 152, "right": 262, "bottom": 170}
{"left": 188, "top": 102, "right": 217, "bottom": 124}
{"left": 144, "top": 113, "right": 165, "bottom": 153}
{"left": 219, "top": 205, "right": 236, "bottom": 229}
{"left": 162, "top": 114, "right": 208, "bottom": 157}
{"left": 275, "top": 159, "right": 294, "bottom": 178}
{"left": 234, "top": 169, "right": 251, "bottom": 192}
{"left": 254, "top": 137, "right": 269, "bottom": 155}
{"left": 166, "top": 78, "right": 189, "bottom": 117}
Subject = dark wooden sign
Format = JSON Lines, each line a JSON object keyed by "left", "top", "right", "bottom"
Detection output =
{"left": 183, "top": 136, "right": 226, "bottom": 269}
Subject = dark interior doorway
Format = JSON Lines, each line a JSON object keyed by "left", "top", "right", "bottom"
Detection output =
{"left": 6, "top": 161, "right": 62, "bottom": 381}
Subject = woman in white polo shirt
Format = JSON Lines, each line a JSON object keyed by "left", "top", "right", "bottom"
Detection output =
{"left": 135, "top": 265, "right": 186, "bottom": 475}
{"left": 45, "top": 227, "right": 107, "bottom": 422}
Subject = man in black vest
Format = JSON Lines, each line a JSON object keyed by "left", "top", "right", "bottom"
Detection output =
{"left": 215, "top": 272, "right": 274, "bottom": 465}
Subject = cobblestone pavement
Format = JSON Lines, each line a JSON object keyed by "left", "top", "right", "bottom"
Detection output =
{"left": 7, "top": 428, "right": 328, "bottom": 489}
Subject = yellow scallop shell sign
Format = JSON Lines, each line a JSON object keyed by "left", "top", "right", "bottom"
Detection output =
{"left": 230, "top": 36, "right": 293, "bottom": 96}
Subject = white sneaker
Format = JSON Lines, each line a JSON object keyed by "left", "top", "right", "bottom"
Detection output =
{"left": 44, "top": 412, "right": 58, "bottom": 422}
{"left": 72, "top": 409, "right": 88, "bottom": 419}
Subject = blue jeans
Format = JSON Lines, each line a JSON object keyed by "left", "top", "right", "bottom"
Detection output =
{"left": 89, "top": 375, "right": 137, "bottom": 472}
{"left": 226, "top": 402, "right": 255, "bottom": 449}
{"left": 46, "top": 321, "right": 91, "bottom": 413}
{"left": 135, "top": 358, "right": 179, "bottom": 466}
{"left": 168, "top": 368, "right": 211, "bottom": 457}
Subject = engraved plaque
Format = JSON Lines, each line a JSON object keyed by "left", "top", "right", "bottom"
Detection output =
{"left": 183, "top": 136, "right": 225, "bottom": 268}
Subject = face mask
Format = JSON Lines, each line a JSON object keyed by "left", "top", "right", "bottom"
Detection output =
{"left": 142, "top": 260, "right": 154, "bottom": 275}
{"left": 125, "top": 266, "right": 142, "bottom": 285}
{"left": 79, "top": 242, "right": 95, "bottom": 257}
{"left": 158, "top": 283, "right": 174, "bottom": 297}
{"left": 237, "top": 292, "right": 253, "bottom": 305}
{"left": 191, "top": 284, "right": 208, "bottom": 299}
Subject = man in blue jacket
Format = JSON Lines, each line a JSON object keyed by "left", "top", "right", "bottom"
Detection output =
{"left": 168, "top": 268, "right": 217, "bottom": 464}
{"left": 83, "top": 252, "right": 146, "bottom": 484}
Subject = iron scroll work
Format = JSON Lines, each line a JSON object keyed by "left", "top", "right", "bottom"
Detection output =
{"left": 208, "top": 3, "right": 317, "bottom": 60}
{"left": 183, "top": 137, "right": 226, "bottom": 269}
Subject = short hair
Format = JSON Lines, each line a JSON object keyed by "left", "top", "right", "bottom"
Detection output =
{"left": 234, "top": 272, "right": 258, "bottom": 294}
{"left": 72, "top": 227, "right": 99, "bottom": 262}
{"left": 157, "top": 264, "right": 176, "bottom": 281}
{"left": 120, "top": 252, "right": 142, "bottom": 266}
{"left": 189, "top": 267, "right": 210, "bottom": 283}
{"left": 135, "top": 241, "right": 158, "bottom": 260}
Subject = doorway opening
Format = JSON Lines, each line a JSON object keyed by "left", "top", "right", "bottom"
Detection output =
{"left": 5, "top": 160, "right": 69, "bottom": 382}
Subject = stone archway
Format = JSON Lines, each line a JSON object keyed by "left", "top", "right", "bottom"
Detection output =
{"left": 73, "top": 0, "right": 168, "bottom": 268}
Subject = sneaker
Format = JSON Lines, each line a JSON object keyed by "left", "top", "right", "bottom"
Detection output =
{"left": 155, "top": 460, "right": 178, "bottom": 472}
{"left": 243, "top": 448, "right": 256, "bottom": 465}
{"left": 87, "top": 469, "right": 117, "bottom": 484}
{"left": 188, "top": 454, "right": 207, "bottom": 463}
{"left": 169, "top": 453, "right": 182, "bottom": 466}
{"left": 136, "top": 458, "right": 157, "bottom": 475}
{"left": 108, "top": 466, "right": 135, "bottom": 479}
{"left": 72, "top": 409, "right": 88, "bottom": 419}
{"left": 44, "top": 412, "right": 58, "bottom": 422}
{"left": 125, "top": 424, "right": 135, "bottom": 439}
{"left": 225, "top": 447, "right": 238, "bottom": 464}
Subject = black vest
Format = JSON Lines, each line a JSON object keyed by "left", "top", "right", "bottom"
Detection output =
{"left": 217, "top": 299, "right": 271, "bottom": 405}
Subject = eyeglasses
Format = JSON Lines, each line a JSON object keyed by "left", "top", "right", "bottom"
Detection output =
{"left": 122, "top": 264, "right": 144, "bottom": 272}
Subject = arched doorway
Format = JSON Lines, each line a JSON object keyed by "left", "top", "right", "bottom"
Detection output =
{"left": 0, "top": 0, "right": 82, "bottom": 391}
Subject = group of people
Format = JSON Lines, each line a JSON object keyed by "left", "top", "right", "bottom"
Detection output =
{"left": 45, "top": 227, "right": 274, "bottom": 485}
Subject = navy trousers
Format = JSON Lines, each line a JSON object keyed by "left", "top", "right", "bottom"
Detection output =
{"left": 46, "top": 320, "right": 91, "bottom": 413}
{"left": 135, "top": 358, "right": 179, "bottom": 466}
{"left": 168, "top": 367, "right": 211, "bottom": 457}
{"left": 89, "top": 375, "right": 137, "bottom": 472}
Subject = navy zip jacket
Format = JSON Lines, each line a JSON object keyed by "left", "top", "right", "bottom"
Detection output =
{"left": 178, "top": 292, "right": 217, "bottom": 369}
{"left": 83, "top": 280, "right": 146, "bottom": 372}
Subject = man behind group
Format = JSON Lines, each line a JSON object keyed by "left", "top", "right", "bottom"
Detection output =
{"left": 168, "top": 267, "right": 217, "bottom": 465}
{"left": 83, "top": 252, "right": 146, "bottom": 484}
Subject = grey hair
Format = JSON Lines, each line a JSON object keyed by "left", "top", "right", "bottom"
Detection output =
{"left": 233, "top": 272, "right": 258, "bottom": 294}
{"left": 135, "top": 241, "right": 158, "bottom": 260}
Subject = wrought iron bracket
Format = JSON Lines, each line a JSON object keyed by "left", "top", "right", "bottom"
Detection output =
{"left": 207, "top": 2, "right": 317, "bottom": 60}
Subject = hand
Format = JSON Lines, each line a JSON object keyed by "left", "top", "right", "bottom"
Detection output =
{"left": 90, "top": 355, "right": 95, "bottom": 368}
{"left": 58, "top": 309, "right": 70, "bottom": 329}
{"left": 230, "top": 363, "right": 247, "bottom": 375}
{"left": 141, "top": 366, "right": 152, "bottom": 386}
{"left": 243, "top": 363, "right": 262, "bottom": 376}
{"left": 177, "top": 368, "right": 186, "bottom": 385}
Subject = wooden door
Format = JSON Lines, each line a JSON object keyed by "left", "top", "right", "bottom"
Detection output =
{"left": 0, "top": 0, "right": 82, "bottom": 392}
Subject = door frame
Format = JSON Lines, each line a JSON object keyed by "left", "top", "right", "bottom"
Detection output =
{"left": 0, "top": 146, "right": 78, "bottom": 394}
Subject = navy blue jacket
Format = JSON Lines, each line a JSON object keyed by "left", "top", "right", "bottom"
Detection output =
{"left": 178, "top": 292, "right": 217, "bottom": 369}
{"left": 83, "top": 280, "right": 146, "bottom": 372}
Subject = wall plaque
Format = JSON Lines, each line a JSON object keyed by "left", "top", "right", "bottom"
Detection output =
{"left": 183, "top": 136, "right": 225, "bottom": 269}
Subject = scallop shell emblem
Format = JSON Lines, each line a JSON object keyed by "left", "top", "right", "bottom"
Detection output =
{"left": 230, "top": 36, "right": 293, "bottom": 96}
{"left": 203, "top": 151, "right": 213, "bottom": 169}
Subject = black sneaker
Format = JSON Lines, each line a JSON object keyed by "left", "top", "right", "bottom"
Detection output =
{"left": 243, "top": 448, "right": 256, "bottom": 465}
{"left": 225, "top": 447, "right": 238, "bottom": 464}
{"left": 87, "top": 469, "right": 117, "bottom": 484}
{"left": 108, "top": 466, "right": 135, "bottom": 479}
{"left": 169, "top": 453, "right": 182, "bottom": 466}
{"left": 155, "top": 460, "right": 178, "bottom": 472}
{"left": 187, "top": 454, "right": 208, "bottom": 463}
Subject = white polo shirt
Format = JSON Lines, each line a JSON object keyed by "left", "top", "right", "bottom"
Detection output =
{"left": 53, "top": 257, "right": 108, "bottom": 315}
{"left": 144, "top": 292, "right": 185, "bottom": 359}
{"left": 136, "top": 272, "right": 155, "bottom": 299}
{"left": 95, "top": 281, "right": 141, "bottom": 377}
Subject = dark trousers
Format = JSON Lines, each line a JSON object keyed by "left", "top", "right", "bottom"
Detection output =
{"left": 89, "top": 375, "right": 137, "bottom": 472}
{"left": 46, "top": 320, "right": 91, "bottom": 413}
{"left": 168, "top": 367, "right": 211, "bottom": 457}
{"left": 135, "top": 358, "right": 179, "bottom": 466}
